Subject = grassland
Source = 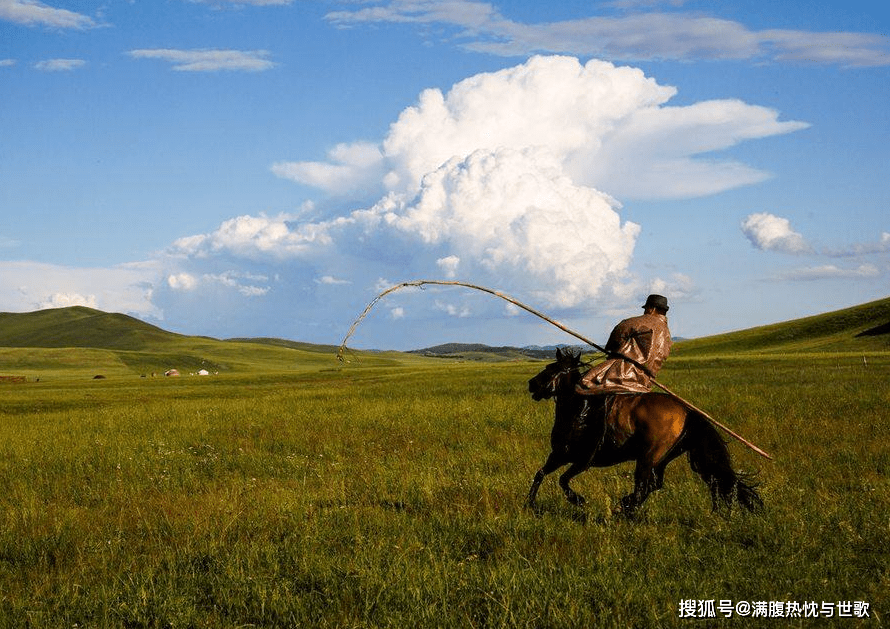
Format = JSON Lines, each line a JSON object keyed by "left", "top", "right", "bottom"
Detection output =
{"left": 1, "top": 302, "right": 889, "bottom": 627}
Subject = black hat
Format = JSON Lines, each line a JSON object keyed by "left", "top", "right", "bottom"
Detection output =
{"left": 643, "top": 294, "right": 669, "bottom": 312}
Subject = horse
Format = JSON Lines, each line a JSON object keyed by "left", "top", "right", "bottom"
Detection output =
{"left": 525, "top": 348, "right": 762, "bottom": 518}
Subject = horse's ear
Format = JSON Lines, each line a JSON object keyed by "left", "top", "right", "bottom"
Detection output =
{"left": 555, "top": 347, "right": 564, "bottom": 359}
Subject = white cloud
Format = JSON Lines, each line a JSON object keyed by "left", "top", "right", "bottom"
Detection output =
{"left": 167, "top": 270, "right": 269, "bottom": 296}
{"left": 0, "top": 59, "right": 16, "bottom": 67}
{"left": 436, "top": 255, "right": 460, "bottom": 278}
{"left": 0, "top": 0, "right": 96, "bottom": 29}
{"left": 171, "top": 213, "right": 332, "bottom": 260}
{"left": 326, "top": 0, "right": 890, "bottom": 67}
{"left": 436, "top": 300, "right": 471, "bottom": 318}
{"left": 272, "top": 142, "right": 385, "bottom": 194}
{"left": 578, "top": 98, "right": 808, "bottom": 199}
{"left": 168, "top": 56, "right": 810, "bottom": 321}
{"left": 762, "top": 30, "right": 890, "bottom": 68}
{"left": 283, "top": 56, "right": 805, "bottom": 201}
{"left": 210, "top": 271, "right": 270, "bottom": 296}
{"left": 741, "top": 212, "right": 812, "bottom": 254}
{"left": 778, "top": 264, "right": 880, "bottom": 281}
{"left": 824, "top": 231, "right": 890, "bottom": 257}
{"left": 167, "top": 273, "right": 198, "bottom": 291}
{"left": 648, "top": 273, "right": 696, "bottom": 303}
{"left": 380, "top": 145, "right": 640, "bottom": 308}
{"left": 34, "top": 58, "right": 86, "bottom": 72}
{"left": 128, "top": 48, "right": 275, "bottom": 72}
{"left": 161, "top": 56, "right": 817, "bottom": 342}
{"left": 0, "top": 260, "right": 161, "bottom": 318}
{"left": 37, "top": 292, "right": 98, "bottom": 309}
{"left": 378, "top": 56, "right": 677, "bottom": 196}
{"left": 316, "top": 275, "right": 350, "bottom": 285}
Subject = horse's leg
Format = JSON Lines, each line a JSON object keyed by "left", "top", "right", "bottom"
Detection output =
{"left": 653, "top": 441, "right": 686, "bottom": 491}
{"left": 620, "top": 458, "right": 659, "bottom": 519}
{"left": 559, "top": 462, "right": 589, "bottom": 507}
{"left": 525, "top": 451, "right": 567, "bottom": 509}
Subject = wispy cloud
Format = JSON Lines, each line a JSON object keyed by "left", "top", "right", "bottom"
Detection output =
{"left": 315, "top": 275, "right": 351, "bottom": 285}
{"left": 0, "top": 58, "right": 16, "bottom": 67}
{"left": 128, "top": 48, "right": 276, "bottom": 72}
{"left": 167, "top": 270, "right": 269, "bottom": 296}
{"left": 34, "top": 58, "right": 87, "bottom": 72}
{"left": 824, "top": 232, "right": 890, "bottom": 257}
{"left": 326, "top": 0, "right": 890, "bottom": 67}
{"left": 271, "top": 142, "right": 385, "bottom": 194}
{"left": 741, "top": 212, "right": 812, "bottom": 254}
{"left": 648, "top": 273, "right": 697, "bottom": 302}
{"left": 762, "top": 30, "right": 890, "bottom": 68}
{"left": 0, "top": 0, "right": 96, "bottom": 29}
{"left": 777, "top": 264, "right": 880, "bottom": 281}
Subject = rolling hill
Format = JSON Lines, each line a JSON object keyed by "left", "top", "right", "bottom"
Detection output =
{"left": 409, "top": 343, "right": 561, "bottom": 361}
{"left": 407, "top": 297, "right": 890, "bottom": 360}
{"left": 672, "top": 295, "right": 890, "bottom": 356}
{"left": 0, "top": 307, "right": 403, "bottom": 377}
{"left": 0, "top": 306, "right": 183, "bottom": 351}
{"left": 1, "top": 296, "right": 888, "bottom": 377}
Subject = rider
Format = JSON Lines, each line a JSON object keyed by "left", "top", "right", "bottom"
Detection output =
{"left": 577, "top": 294, "right": 672, "bottom": 395}
{"left": 573, "top": 294, "right": 672, "bottom": 446}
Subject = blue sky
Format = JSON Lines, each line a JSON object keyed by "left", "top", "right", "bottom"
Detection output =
{"left": 1, "top": 0, "right": 888, "bottom": 350}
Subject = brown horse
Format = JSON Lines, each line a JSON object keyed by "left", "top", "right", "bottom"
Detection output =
{"left": 525, "top": 348, "right": 762, "bottom": 518}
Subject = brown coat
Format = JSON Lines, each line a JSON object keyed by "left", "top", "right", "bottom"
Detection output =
{"left": 577, "top": 312, "right": 672, "bottom": 394}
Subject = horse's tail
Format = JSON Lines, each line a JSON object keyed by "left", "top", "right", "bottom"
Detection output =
{"left": 684, "top": 411, "right": 764, "bottom": 513}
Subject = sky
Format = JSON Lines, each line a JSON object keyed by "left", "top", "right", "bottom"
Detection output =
{"left": 1, "top": 0, "right": 889, "bottom": 350}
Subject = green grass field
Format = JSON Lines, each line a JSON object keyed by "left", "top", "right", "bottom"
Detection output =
{"left": 1, "top": 353, "right": 888, "bottom": 627}
{"left": 1, "top": 301, "right": 889, "bottom": 627}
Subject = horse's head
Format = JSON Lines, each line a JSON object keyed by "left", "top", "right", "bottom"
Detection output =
{"left": 528, "top": 347, "right": 583, "bottom": 401}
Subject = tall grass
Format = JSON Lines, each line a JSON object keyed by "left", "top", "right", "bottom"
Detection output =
{"left": 1, "top": 356, "right": 888, "bottom": 627}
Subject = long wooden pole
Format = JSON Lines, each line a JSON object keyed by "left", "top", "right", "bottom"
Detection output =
{"left": 338, "top": 279, "right": 774, "bottom": 461}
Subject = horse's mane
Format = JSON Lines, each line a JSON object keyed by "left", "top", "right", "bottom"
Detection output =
{"left": 529, "top": 348, "right": 589, "bottom": 401}
{"left": 555, "top": 347, "right": 595, "bottom": 375}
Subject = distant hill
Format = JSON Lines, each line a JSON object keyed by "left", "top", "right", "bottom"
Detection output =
{"left": 2, "top": 296, "right": 887, "bottom": 377}
{"left": 412, "top": 298, "right": 890, "bottom": 360}
{"left": 0, "top": 307, "right": 408, "bottom": 377}
{"left": 673, "top": 296, "right": 890, "bottom": 356}
{"left": 409, "top": 342, "right": 567, "bottom": 361}
{"left": 0, "top": 306, "right": 179, "bottom": 350}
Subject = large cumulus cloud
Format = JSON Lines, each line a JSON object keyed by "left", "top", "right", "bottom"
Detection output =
{"left": 180, "top": 56, "right": 805, "bottom": 310}
{"left": 158, "top": 55, "right": 812, "bottom": 342}
{"left": 276, "top": 56, "right": 806, "bottom": 201}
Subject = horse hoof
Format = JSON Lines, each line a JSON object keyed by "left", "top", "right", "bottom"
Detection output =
{"left": 618, "top": 497, "right": 638, "bottom": 519}
{"left": 566, "top": 491, "right": 586, "bottom": 507}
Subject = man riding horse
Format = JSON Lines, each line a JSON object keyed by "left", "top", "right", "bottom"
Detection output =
{"left": 572, "top": 294, "right": 672, "bottom": 449}
{"left": 525, "top": 295, "right": 763, "bottom": 515}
